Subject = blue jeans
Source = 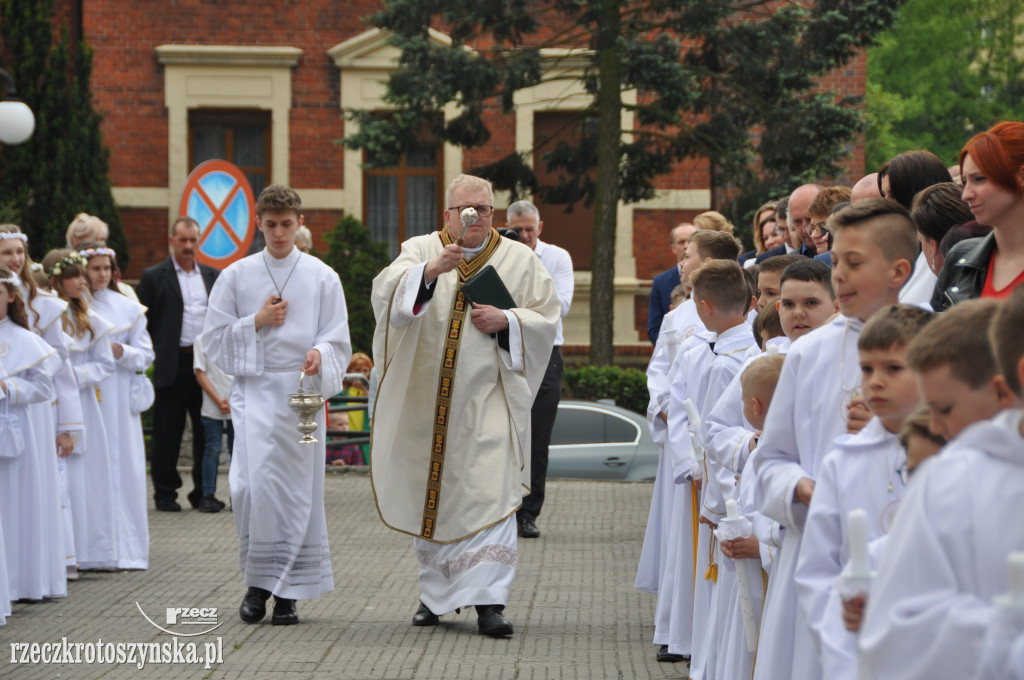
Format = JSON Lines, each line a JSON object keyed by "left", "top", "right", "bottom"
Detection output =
{"left": 200, "top": 416, "right": 233, "bottom": 496}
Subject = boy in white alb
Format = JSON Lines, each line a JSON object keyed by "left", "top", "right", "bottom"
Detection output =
{"left": 703, "top": 259, "right": 838, "bottom": 679}
{"left": 201, "top": 185, "right": 352, "bottom": 626}
{"left": 682, "top": 259, "right": 756, "bottom": 679}
{"left": 647, "top": 230, "right": 742, "bottom": 662}
{"left": 794, "top": 304, "right": 933, "bottom": 680}
{"left": 752, "top": 199, "right": 917, "bottom": 680}
{"left": 636, "top": 289, "right": 689, "bottom": 596}
{"left": 860, "top": 285, "right": 1024, "bottom": 679}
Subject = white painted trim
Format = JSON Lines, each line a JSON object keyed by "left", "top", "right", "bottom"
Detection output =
{"left": 111, "top": 187, "right": 169, "bottom": 208}
{"left": 155, "top": 44, "right": 302, "bottom": 67}
{"left": 634, "top": 189, "right": 712, "bottom": 211}
{"left": 158, "top": 44, "right": 301, "bottom": 228}
{"left": 295, "top": 189, "right": 347, "bottom": 211}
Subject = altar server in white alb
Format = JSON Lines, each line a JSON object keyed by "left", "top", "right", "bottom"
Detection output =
{"left": 370, "top": 174, "right": 558, "bottom": 637}
{"left": 794, "top": 304, "right": 932, "bottom": 680}
{"left": 752, "top": 199, "right": 916, "bottom": 680}
{"left": 648, "top": 230, "right": 743, "bottom": 664}
{"left": 0, "top": 265, "right": 61, "bottom": 614}
{"left": 201, "top": 185, "right": 351, "bottom": 627}
{"left": 861, "top": 286, "right": 1024, "bottom": 680}
{"left": 81, "top": 243, "right": 155, "bottom": 570}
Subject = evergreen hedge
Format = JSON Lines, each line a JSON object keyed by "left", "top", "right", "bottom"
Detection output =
{"left": 562, "top": 364, "right": 648, "bottom": 415}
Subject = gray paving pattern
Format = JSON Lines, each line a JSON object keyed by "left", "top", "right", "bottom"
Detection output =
{"left": 3, "top": 473, "right": 689, "bottom": 679}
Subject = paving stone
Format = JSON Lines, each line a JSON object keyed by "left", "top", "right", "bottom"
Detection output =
{"left": 4, "top": 475, "right": 686, "bottom": 679}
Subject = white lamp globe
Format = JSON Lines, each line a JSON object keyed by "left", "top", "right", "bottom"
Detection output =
{"left": 0, "top": 99, "right": 35, "bottom": 145}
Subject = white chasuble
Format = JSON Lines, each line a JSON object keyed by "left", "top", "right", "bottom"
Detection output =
{"left": 201, "top": 248, "right": 351, "bottom": 600}
{"left": 0, "top": 317, "right": 62, "bottom": 600}
{"left": 370, "top": 229, "right": 558, "bottom": 544}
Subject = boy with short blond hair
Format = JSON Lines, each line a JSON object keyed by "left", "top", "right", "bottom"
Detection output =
{"left": 906, "top": 298, "right": 1016, "bottom": 439}
{"left": 741, "top": 354, "right": 786, "bottom": 432}
{"left": 861, "top": 285, "right": 1024, "bottom": 680}
{"left": 752, "top": 199, "right": 917, "bottom": 680}
{"left": 795, "top": 304, "right": 933, "bottom": 680}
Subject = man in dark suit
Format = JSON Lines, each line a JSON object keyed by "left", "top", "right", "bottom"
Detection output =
{"left": 137, "top": 217, "right": 220, "bottom": 512}
{"left": 647, "top": 222, "right": 696, "bottom": 344}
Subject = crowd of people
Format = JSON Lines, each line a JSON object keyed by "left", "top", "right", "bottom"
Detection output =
{"left": 0, "top": 215, "right": 154, "bottom": 625}
{"left": 2, "top": 115, "right": 1024, "bottom": 679}
{"left": 0, "top": 185, "right": 358, "bottom": 628}
{"left": 638, "top": 120, "right": 1024, "bottom": 680}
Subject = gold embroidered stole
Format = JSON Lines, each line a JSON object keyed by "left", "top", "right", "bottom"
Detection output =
{"left": 420, "top": 229, "right": 502, "bottom": 539}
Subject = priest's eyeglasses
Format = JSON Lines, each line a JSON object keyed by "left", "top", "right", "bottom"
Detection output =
{"left": 448, "top": 204, "right": 494, "bottom": 217}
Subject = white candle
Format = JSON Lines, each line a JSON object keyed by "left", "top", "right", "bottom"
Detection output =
{"left": 1008, "top": 552, "right": 1024, "bottom": 602}
{"left": 726, "top": 498, "right": 741, "bottom": 521}
{"left": 682, "top": 398, "right": 702, "bottom": 432}
{"left": 847, "top": 509, "right": 871, "bottom": 578}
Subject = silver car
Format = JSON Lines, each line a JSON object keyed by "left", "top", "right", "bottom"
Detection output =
{"left": 547, "top": 400, "right": 658, "bottom": 482}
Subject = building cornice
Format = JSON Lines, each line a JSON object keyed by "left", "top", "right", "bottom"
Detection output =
{"left": 155, "top": 45, "right": 302, "bottom": 67}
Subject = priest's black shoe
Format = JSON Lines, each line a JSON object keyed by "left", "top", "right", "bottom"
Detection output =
{"left": 517, "top": 516, "right": 541, "bottom": 538}
{"left": 238, "top": 587, "right": 271, "bottom": 623}
{"left": 476, "top": 605, "right": 513, "bottom": 637}
{"left": 198, "top": 495, "right": 222, "bottom": 513}
{"left": 187, "top": 490, "right": 203, "bottom": 509}
{"left": 412, "top": 601, "right": 439, "bottom": 626}
{"left": 271, "top": 597, "right": 298, "bottom": 625}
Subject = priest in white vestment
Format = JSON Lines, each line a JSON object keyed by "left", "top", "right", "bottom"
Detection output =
{"left": 201, "top": 185, "right": 351, "bottom": 626}
{"left": 370, "top": 174, "right": 559, "bottom": 637}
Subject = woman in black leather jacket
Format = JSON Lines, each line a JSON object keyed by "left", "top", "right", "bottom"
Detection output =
{"left": 931, "top": 122, "right": 1024, "bottom": 311}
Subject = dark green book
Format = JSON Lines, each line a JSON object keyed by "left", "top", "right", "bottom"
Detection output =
{"left": 460, "top": 265, "right": 516, "bottom": 350}
{"left": 460, "top": 265, "right": 517, "bottom": 309}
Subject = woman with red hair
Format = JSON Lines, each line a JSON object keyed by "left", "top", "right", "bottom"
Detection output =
{"left": 932, "top": 121, "right": 1024, "bottom": 310}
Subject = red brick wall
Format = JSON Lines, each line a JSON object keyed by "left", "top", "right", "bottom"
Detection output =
{"left": 633, "top": 209, "right": 701, "bottom": 280}
{"left": 56, "top": 0, "right": 867, "bottom": 351}
{"left": 121, "top": 208, "right": 171, "bottom": 279}
{"left": 77, "top": 1, "right": 370, "bottom": 190}
{"left": 305, "top": 210, "right": 346, "bottom": 253}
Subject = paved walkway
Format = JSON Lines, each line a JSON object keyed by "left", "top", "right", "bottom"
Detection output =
{"left": 4, "top": 474, "right": 688, "bottom": 680}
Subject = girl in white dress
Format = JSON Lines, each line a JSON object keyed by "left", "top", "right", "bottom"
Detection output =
{"left": 42, "top": 249, "right": 118, "bottom": 571}
{"left": 0, "top": 226, "right": 74, "bottom": 595}
{"left": 0, "top": 264, "right": 63, "bottom": 608}
{"left": 81, "top": 243, "right": 154, "bottom": 569}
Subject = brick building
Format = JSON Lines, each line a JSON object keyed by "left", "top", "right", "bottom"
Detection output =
{"left": 56, "top": 0, "right": 865, "bottom": 357}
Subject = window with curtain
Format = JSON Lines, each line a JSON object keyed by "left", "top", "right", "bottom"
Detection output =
{"left": 364, "top": 141, "right": 443, "bottom": 259}
{"left": 189, "top": 109, "right": 271, "bottom": 253}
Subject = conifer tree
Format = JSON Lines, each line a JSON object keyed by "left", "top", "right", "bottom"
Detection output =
{"left": 0, "top": 0, "right": 126, "bottom": 264}
{"left": 322, "top": 214, "right": 391, "bottom": 355}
